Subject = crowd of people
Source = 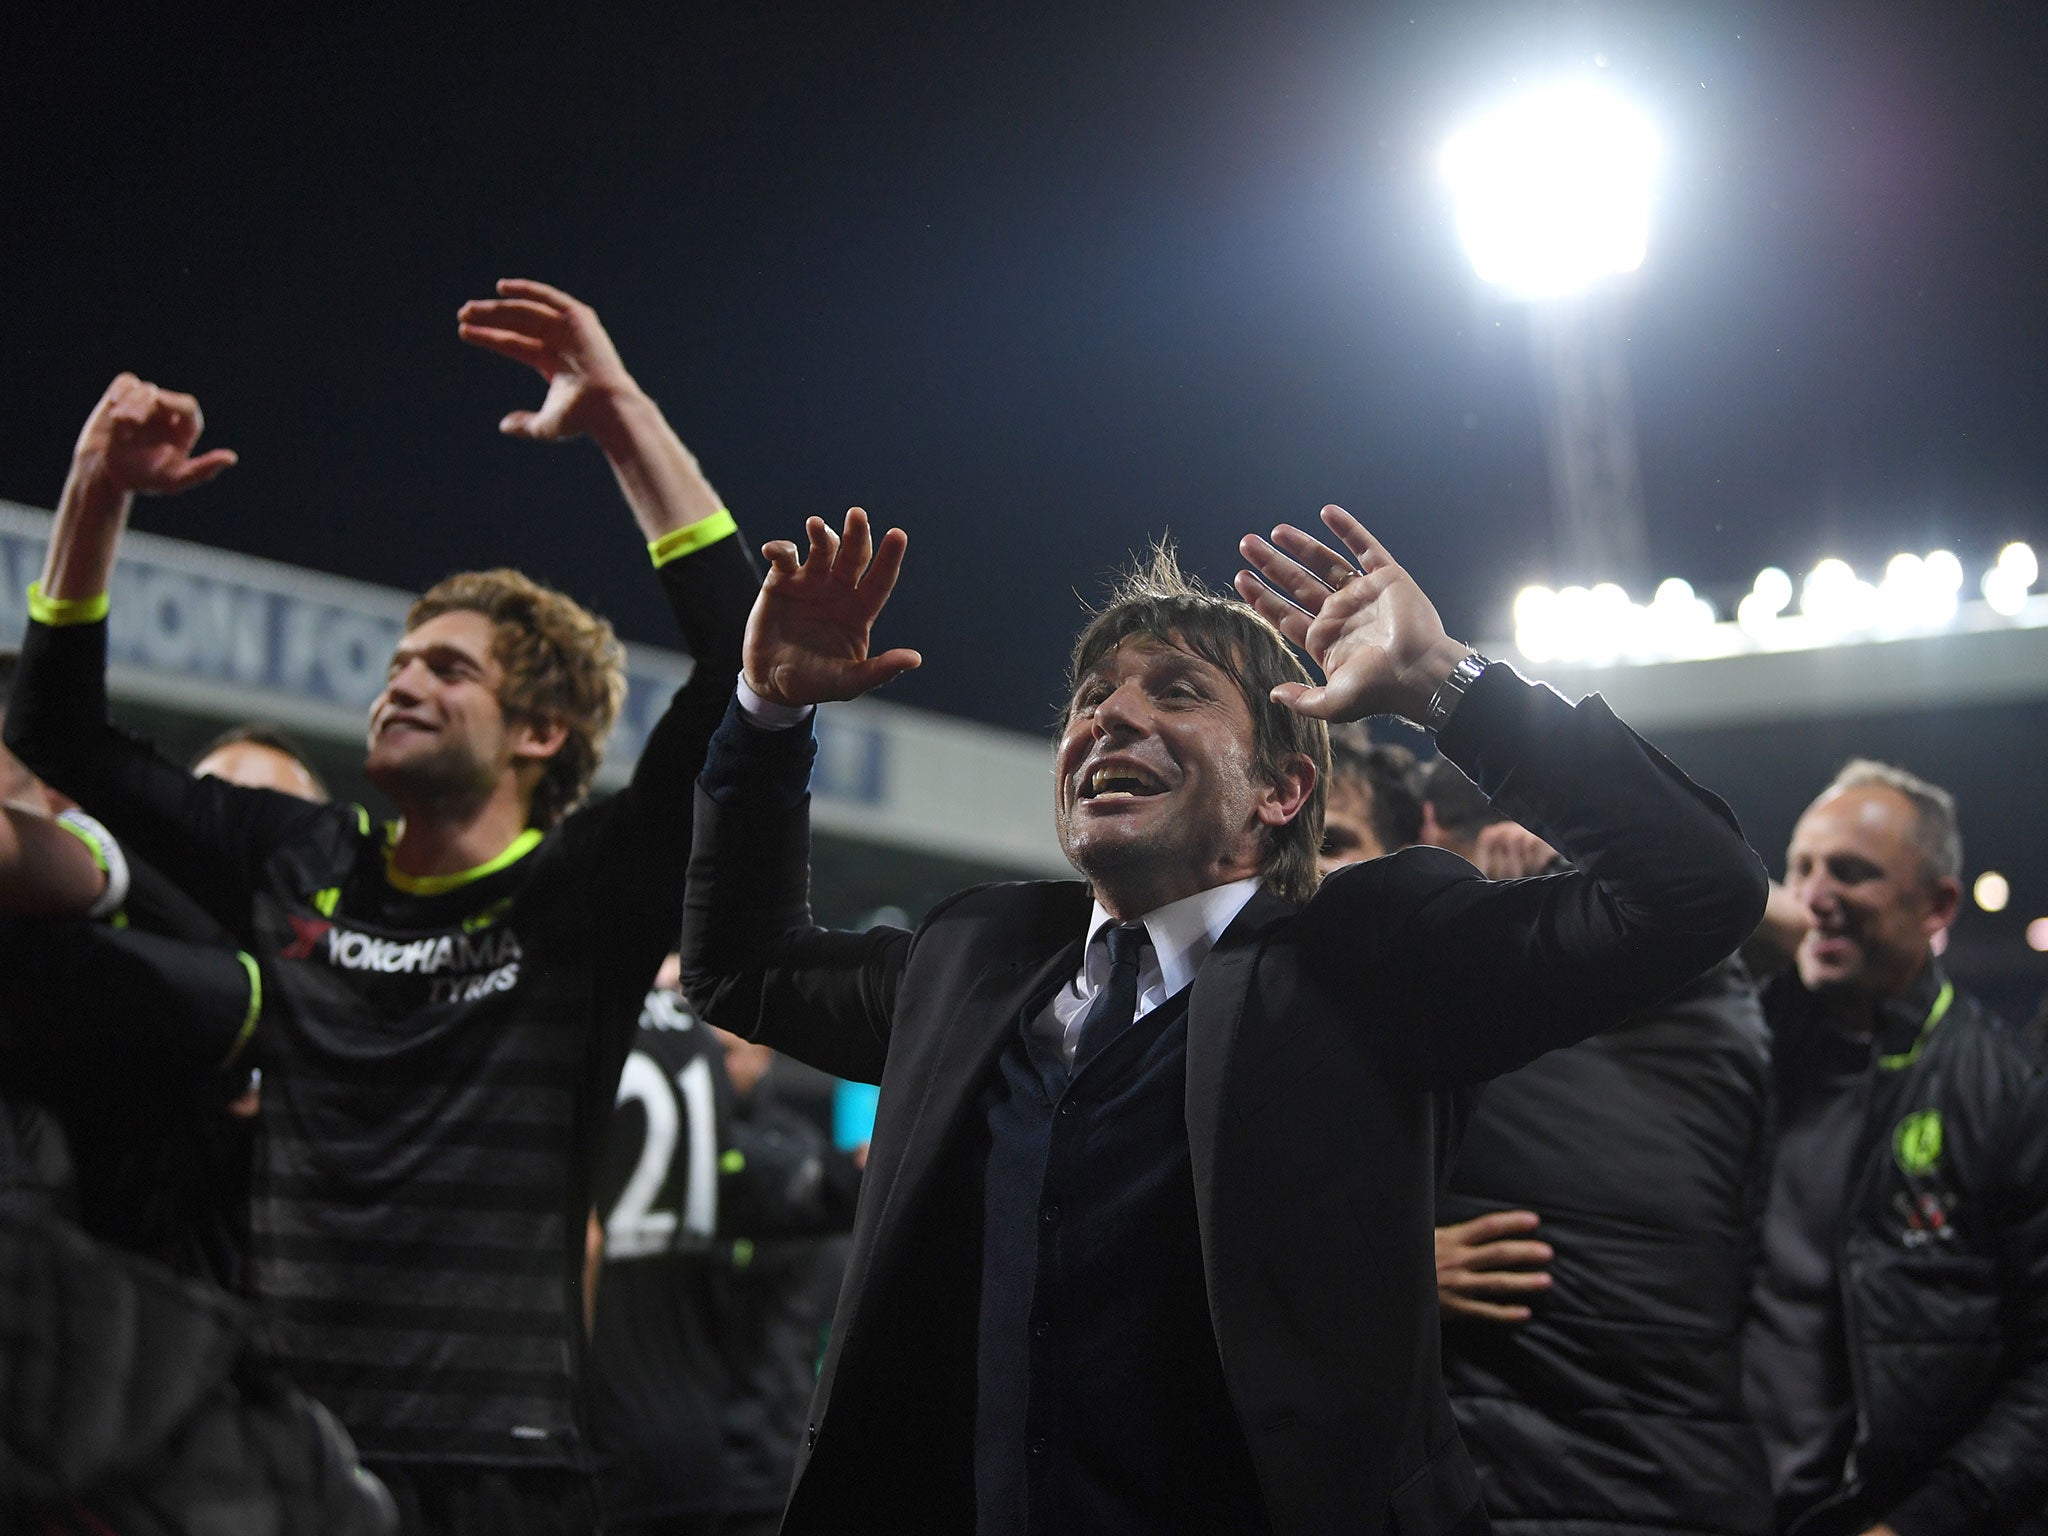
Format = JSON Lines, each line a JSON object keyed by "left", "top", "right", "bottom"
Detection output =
{"left": 0, "top": 282, "right": 2043, "bottom": 1536}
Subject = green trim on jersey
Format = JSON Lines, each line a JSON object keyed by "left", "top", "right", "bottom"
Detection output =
{"left": 218, "top": 951, "right": 263, "bottom": 1070}
{"left": 383, "top": 827, "right": 545, "bottom": 896}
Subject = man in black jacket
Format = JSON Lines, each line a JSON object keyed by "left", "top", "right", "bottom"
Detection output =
{"left": 1395, "top": 797, "right": 1776, "bottom": 1536}
{"left": 680, "top": 505, "right": 1767, "bottom": 1533}
{"left": 1744, "top": 760, "right": 2048, "bottom": 1536}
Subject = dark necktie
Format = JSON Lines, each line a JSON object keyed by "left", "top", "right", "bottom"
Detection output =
{"left": 1072, "top": 921, "right": 1147, "bottom": 1073}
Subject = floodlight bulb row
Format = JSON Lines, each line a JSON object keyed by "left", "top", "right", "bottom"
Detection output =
{"left": 1511, "top": 542, "right": 2038, "bottom": 665}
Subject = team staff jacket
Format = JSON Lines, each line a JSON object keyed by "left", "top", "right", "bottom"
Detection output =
{"left": 5, "top": 529, "right": 759, "bottom": 1469}
{"left": 680, "top": 664, "right": 1771, "bottom": 1535}
{"left": 1761, "top": 965, "right": 2048, "bottom": 1536}
{"left": 1439, "top": 957, "right": 1775, "bottom": 1536}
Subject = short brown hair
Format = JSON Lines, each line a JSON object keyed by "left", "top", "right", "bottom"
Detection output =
{"left": 1063, "top": 543, "right": 1329, "bottom": 905}
{"left": 406, "top": 569, "right": 626, "bottom": 829}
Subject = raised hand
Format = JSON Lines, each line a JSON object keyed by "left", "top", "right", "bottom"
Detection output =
{"left": 1435, "top": 1209, "right": 1553, "bottom": 1323}
{"left": 1235, "top": 505, "right": 1471, "bottom": 725}
{"left": 743, "top": 508, "right": 922, "bottom": 708}
{"left": 457, "top": 278, "right": 640, "bottom": 442}
{"left": 73, "top": 374, "right": 238, "bottom": 498}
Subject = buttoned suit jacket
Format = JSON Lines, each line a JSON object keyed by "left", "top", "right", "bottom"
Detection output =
{"left": 680, "top": 669, "right": 1769, "bottom": 1535}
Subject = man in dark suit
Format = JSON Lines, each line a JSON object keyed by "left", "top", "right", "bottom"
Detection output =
{"left": 680, "top": 504, "right": 1768, "bottom": 1534}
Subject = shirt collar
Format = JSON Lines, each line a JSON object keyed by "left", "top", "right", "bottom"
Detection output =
{"left": 1083, "top": 876, "right": 1264, "bottom": 1000}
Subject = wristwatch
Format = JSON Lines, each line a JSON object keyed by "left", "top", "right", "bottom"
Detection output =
{"left": 1426, "top": 650, "right": 1489, "bottom": 732}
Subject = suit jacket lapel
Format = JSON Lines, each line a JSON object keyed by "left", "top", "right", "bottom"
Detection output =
{"left": 865, "top": 891, "right": 1090, "bottom": 1266}
{"left": 1186, "top": 885, "right": 1296, "bottom": 1219}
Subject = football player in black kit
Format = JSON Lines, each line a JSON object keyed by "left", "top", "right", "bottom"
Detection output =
{"left": 8, "top": 281, "right": 761, "bottom": 1536}
{"left": 586, "top": 960, "right": 861, "bottom": 1536}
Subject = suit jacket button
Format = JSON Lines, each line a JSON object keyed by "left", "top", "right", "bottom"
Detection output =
{"left": 805, "top": 1424, "right": 819, "bottom": 1448}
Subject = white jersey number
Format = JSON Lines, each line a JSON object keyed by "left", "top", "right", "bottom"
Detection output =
{"left": 605, "top": 1050, "right": 718, "bottom": 1259}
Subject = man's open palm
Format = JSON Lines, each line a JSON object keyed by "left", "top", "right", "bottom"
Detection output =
{"left": 1235, "top": 506, "right": 1465, "bottom": 724}
{"left": 744, "top": 508, "right": 921, "bottom": 707}
{"left": 457, "top": 278, "right": 636, "bottom": 442}
{"left": 76, "top": 374, "right": 238, "bottom": 497}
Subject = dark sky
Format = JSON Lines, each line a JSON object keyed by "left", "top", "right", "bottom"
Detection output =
{"left": 5, "top": 1, "right": 2046, "bottom": 736}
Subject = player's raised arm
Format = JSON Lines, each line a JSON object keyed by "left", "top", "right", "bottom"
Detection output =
{"left": 35, "top": 374, "right": 238, "bottom": 608}
{"left": 458, "top": 277, "right": 724, "bottom": 544}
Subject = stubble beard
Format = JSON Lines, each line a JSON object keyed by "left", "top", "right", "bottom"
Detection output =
{"left": 364, "top": 734, "right": 498, "bottom": 822}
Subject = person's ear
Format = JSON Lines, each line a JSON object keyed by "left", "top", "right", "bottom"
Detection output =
{"left": 1923, "top": 875, "right": 1962, "bottom": 937}
{"left": 510, "top": 714, "right": 570, "bottom": 766}
{"left": 1255, "top": 753, "right": 1316, "bottom": 828}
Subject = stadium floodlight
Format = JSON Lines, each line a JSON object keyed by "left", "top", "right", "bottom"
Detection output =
{"left": 1983, "top": 540, "right": 2037, "bottom": 616}
{"left": 1974, "top": 871, "right": 2011, "bottom": 913}
{"left": 1442, "top": 80, "right": 1660, "bottom": 300}
{"left": 1513, "top": 584, "right": 1561, "bottom": 662}
{"left": 2001, "top": 541, "right": 2039, "bottom": 587}
{"left": 1984, "top": 566, "right": 2031, "bottom": 617}
{"left": 1736, "top": 567, "right": 1793, "bottom": 637}
{"left": 1924, "top": 550, "right": 1964, "bottom": 593}
{"left": 1506, "top": 543, "right": 2048, "bottom": 671}
{"left": 1801, "top": 558, "right": 1879, "bottom": 634}
{"left": 1879, "top": 552, "right": 1959, "bottom": 630}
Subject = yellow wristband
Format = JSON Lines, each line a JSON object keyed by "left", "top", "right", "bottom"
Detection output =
{"left": 27, "top": 582, "right": 110, "bottom": 626}
{"left": 648, "top": 509, "right": 738, "bottom": 568}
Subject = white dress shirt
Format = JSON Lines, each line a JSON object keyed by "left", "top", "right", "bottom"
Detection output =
{"left": 1037, "top": 877, "right": 1263, "bottom": 1066}
{"left": 735, "top": 676, "right": 1262, "bottom": 1067}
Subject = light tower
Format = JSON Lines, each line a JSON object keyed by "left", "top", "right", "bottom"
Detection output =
{"left": 1443, "top": 79, "right": 1661, "bottom": 588}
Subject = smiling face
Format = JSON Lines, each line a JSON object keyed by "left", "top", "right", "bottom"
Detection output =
{"left": 364, "top": 609, "right": 545, "bottom": 815}
{"left": 1787, "top": 784, "right": 1959, "bottom": 1004}
{"left": 1055, "top": 635, "right": 1312, "bottom": 918}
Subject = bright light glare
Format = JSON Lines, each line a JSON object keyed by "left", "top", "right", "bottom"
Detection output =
{"left": 1878, "top": 551, "right": 1959, "bottom": 629}
{"left": 1984, "top": 566, "right": 2031, "bottom": 617}
{"left": 1442, "top": 81, "right": 1660, "bottom": 300}
{"left": 1514, "top": 574, "right": 1716, "bottom": 664}
{"left": 1974, "top": 871, "right": 2010, "bottom": 913}
{"left": 2029, "top": 918, "right": 2048, "bottom": 954}
{"left": 1752, "top": 567, "right": 1794, "bottom": 614}
{"left": 1801, "top": 559, "right": 1878, "bottom": 633}
{"left": 1512, "top": 543, "right": 2048, "bottom": 666}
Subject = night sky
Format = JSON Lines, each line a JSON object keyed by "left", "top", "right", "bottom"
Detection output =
{"left": 6, "top": 1, "right": 2045, "bottom": 740}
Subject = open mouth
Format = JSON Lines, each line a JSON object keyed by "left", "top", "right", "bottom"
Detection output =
{"left": 1078, "top": 762, "right": 1169, "bottom": 802}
